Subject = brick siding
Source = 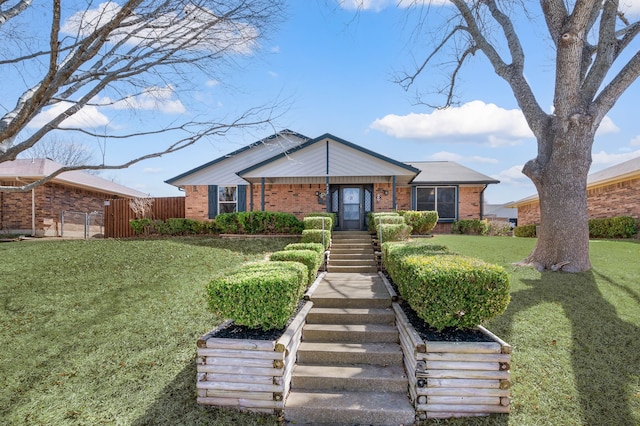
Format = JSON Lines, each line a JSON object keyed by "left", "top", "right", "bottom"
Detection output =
{"left": 516, "top": 177, "right": 640, "bottom": 226}
{"left": 1, "top": 180, "right": 121, "bottom": 236}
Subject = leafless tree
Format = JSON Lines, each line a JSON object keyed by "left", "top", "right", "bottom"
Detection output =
{"left": 20, "top": 136, "right": 95, "bottom": 167}
{"left": 391, "top": 0, "right": 640, "bottom": 272}
{"left": 0, "top": 0, "right": 285, "bottom": 191}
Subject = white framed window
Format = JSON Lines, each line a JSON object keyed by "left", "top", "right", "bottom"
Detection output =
{"left": 218, "top": 185, "right": 237, "bottom": 214}
{"left": 416, "top": 186, "right": 457, "bottom": 220}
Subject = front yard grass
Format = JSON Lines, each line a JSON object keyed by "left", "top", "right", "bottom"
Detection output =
{"left": 1, "top": 235, "right": 638, "bottom": 425}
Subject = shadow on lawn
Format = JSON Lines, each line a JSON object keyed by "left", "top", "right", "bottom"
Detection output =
{"left": 497, "top": 270, "right": 640, "bottom": 426}
{"left": 133, "top": 359, "right": 278, "bottom": 426}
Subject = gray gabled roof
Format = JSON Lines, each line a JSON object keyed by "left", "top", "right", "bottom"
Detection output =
{"left": 0, "top": 158, "right": 148, "bottom": 198}
{"left": 407, "top": 161, "right": 500, "bottom": 185}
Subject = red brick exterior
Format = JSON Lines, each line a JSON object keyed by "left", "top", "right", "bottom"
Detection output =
{"left": 0, "top": 179, "right": 122, "bottom": 236}
{"left": 184, "top": 185, "right": 210, "bottom": 222}
{"left": 515, "top": 177, "right": 640, "bottom": 226}
{"left": 458, "top": 186, "right": 484, "bottom": 219}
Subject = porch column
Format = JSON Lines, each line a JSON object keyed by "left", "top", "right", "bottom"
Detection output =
{"left": 261, "top": 177, "right": 265, "bottom": 211}
{"left": 249, "top": 183, "right": 254, "bottom": 212}
{"left": 392, "top": 176, "right": 397, "bottom": 210}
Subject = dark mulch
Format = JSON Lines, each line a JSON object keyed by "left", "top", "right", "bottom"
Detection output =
{"left": 210, "top": 299, "right": 307, "bottom": 341}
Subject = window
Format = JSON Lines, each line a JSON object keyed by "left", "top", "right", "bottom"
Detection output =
{"left": 218, "top": 186, "right": 237, "bottom": 213}
{"left": 416, "top": 186, "right": 457, "bottom": 220}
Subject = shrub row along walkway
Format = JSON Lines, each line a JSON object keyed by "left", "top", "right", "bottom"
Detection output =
{"left": 285, "top": 231, "right": 415, "bottom": 425}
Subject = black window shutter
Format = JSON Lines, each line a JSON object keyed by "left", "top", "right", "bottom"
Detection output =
{"left": 208, "top": 185, "right": 218, "bottom": 219}
{"left": 237, "top": 185, "right": 247, "bottom": 212}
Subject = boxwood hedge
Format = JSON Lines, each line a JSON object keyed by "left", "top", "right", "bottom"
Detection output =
{"left": 303, "top": 216, "right": 334, "bottom": 231}
{"left": 270, "top": 249, "right": 323, "bottom": 284}
{"left": 393, "top": 254, "right": 510, "bottom": 330}
{"left": 382, "top": 241, "right": 450, "bottom": 281}
{"left": 398, "top": 210, "right": 439, "bottom": 235}
{"left": 206, "top": 261, "right": 307, "bottom": 330}
{"left": 301, "top": 229, "right": 331, "bottom": 250}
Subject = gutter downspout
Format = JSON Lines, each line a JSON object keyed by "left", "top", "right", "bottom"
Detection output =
{"left": 479, "top": 185, "right": 487, "bottom": 220}
{"left": 32, "top": 188, "right": 36, "bottom": 236}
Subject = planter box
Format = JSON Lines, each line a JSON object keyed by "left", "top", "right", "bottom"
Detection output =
{"left": 196, "top": 300, "right": 313, "bottom": 414}
{"left": 393, "top": 302, "right": 512, "bottom": 420}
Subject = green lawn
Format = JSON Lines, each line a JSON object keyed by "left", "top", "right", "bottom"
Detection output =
{"left": 1, "top": 235, "right": 638, "bottom": 425}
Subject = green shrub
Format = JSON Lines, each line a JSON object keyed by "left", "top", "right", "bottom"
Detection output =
{"left": 206, "top": 261, "right": 307, "bottom": 330}
{"left": 301, "top": 229, "right": 331, "bottom": 250}
{"left": 513, "top": 224, "right": 537, "bottom": 238}
{"left": 270, "top": 249, "right": 322, "bottom": 284}
{"left": 129, "top": 218, "right": 155, "bottom": 235}
{"left": 285, "top": 242, "right": 325, "bottom": 254}
{"left": 453, "top": 219, "right": 489, "bottom": 235}
{"left": 370, "top": 215, "right": 405, "bottom": 234}
{"left": 394, "top": 254, "right": 510, "bottom": 331}
{"left": 303, "top": 216, "right": 333, "bottom": 231}
{"left": 157, "top": 218, "right": 206, "bottom": 235}
{"left": 305, "top": 212, "right": 337, "bottom": 229}
{"left": 486, "top": 219, "right": 513, "bottom": 236}
{"left": 588, "top": 216, "right": 638, "bottom": 239}
{"left": 382, "top": 240, "right": 450, "bottom": 282}
{"left": 398, "top": 210, "right": 439, "bottom": 235}
{"left": 215, "top": 211, "right": 303, "bottom": 235}
{"left": 377, "top": 223, "right": 412, "bottom": 242}
{"left": 367, "top": 212, "right": 401, "bottom": 232}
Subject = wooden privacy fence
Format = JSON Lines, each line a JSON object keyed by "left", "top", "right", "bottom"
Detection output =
{"left": 103, "top": 197, "right": 185, "bottom": 238}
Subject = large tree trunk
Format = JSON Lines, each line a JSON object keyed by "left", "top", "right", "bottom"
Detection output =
{"left": 522, "top": 118, "right": 593, "bottom": 272}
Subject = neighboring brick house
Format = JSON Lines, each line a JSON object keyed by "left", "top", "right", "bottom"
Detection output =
{"left": 166, "top": 130, "right": 499, "bottom": 233}
{"left": 0, "top": 158, "right": 147, "bottom": 236}
{"left": 507, "top": 156, "right": 640, "bottom": 225}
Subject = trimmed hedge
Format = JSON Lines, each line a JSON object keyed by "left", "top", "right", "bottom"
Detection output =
{"left": 301, "top": 229, "right": 331, "bottom": 250}
{"left": 514, "top": 224, "right": 537, "bottom": 238}
{"left": 206, "top": 261, "right": 307, "bottom": 330}
{"left": 216, "top": 211, "right": 303, "bottom": 235}
{"left": 589, "top": 216, "right": 638, "bottom": 238}
{"left": 270, "top": 249, "right": 322, "bottom": 284}
{"left": 367, "top": 212, "right": 401, "bottom": 232}
{"left": 382, "top": 241, "right": 450, "bottom": 282}
{"left": 398, "top": 210, "right": 439, "bottom": 235}
{"left": 393, "top": 254, "right": 510, "bottom": 330}
{"left": 453, "top": 219, "right": 489, "bottom": 235}
{"left": 130, "top": 218, "right": 214, "bottom": 236}
{"left": 303, "top": 216, "right": 333, "bottom": 231}
{"left": 370, "top": 215, "right": 405, "bottom": 234}
{"left": 378, "top": 223, "right": 412, "bottom": 242}
{"left": 285, "top": 242, "right": 325, "bottom": 254}
{"left": 305, "top": 212, "right": 337, "bottom": 229}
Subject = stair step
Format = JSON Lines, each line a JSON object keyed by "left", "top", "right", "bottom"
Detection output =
{"left": 303, "top": 324, "right": 398, "bottom": 343}
{"left": 284, "top": 390, "right": 415, "bottom": 426}
{"left": 329, "top": 258, "right": 376, "bottom": 265}
{"left": 311, "top": 295, "right": 389, "bottom": 309}
{"left": 326, "top": 265, "right": 378, "bottom": 274}
{"left": 292, "top": 364, "right": 408, "bottom": 392}
{"left": 296, "top": 342, "right": 403, "bottom": 365}
{"left": 329, "top": 248, "right": 374, "bottom": 255}
{"left": 306, "top": 307, "right": 395, "bottom": 324}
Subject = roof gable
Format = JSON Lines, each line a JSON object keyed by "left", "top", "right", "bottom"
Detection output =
{"left": 238, "top": 133, "right": 420, "bottom": 180}
{"left": 165, "top": 129, "right": 309, "bottom": 186}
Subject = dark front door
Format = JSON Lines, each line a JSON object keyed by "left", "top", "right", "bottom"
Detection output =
{"left": 341, "top": 187, "right": 362, "bottom": 230}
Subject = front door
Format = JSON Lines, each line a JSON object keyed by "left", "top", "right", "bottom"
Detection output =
{"left": 341, "top": 187, "right": 362, "bottom": 230}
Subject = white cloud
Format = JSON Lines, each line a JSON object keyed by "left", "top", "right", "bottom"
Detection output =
{"left": 370, "top": 100, "right": 534, "bottom": 147}
{"left": 337, "top": 0, "right": 447, "bottom": 11}
{"left": 621, "top": 0, "right": 640, "bottom": 16}
{"left": 205, "top": 79, "right": 220, "bottom": 87}
{"left": 596, "top": 115, "right": 619, "bottom": 135}
{"left": 28, "top": 101, "right": 110, "bottom": 129}
{"left": 268, "top": 71, "right": 279, "bottom": 78}
{"left": 428, "top": 151, "right": 499, "bottom": 163}
{"left": 591, "top": 149, "right": 640, "bottom": 167}
{"left": 62, "top": 2, "right": 258, "bottom": 54}
{"left": 103, "top": 85, "right": 186, "bottom": 114}
{"left": 492, "top": 164, "right": 529, "bottom": 185}
{"left": 630, "top": 135, "right": 640, "bottom": 146}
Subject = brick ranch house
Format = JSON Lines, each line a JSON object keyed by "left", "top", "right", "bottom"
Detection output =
{"left": 0, "top": 158, "right": 147, "bottom": 237}
{"left": 166, "top": 130, "right": 499, "bottom": 233}
{"left": 506, "top": 155, "right": 640, "bottom": 225}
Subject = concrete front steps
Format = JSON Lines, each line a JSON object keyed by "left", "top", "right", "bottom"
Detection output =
{"left": 285, "top": 273, "right": 415, "bottom": 425}
{"left": 328, "top": 231, "right": 377, "bottom": 273}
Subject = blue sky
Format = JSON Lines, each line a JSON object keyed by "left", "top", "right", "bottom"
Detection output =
{"left": 20, "top": 1, "right": 640, "bottom": 204}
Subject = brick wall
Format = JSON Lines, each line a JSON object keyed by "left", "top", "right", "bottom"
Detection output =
{"left": 458, "top": 186, "right": 483, "bottom": 219}
{"left": 515, "top": 177, "right": 640, "bottom": 226}
{"left": 184, "top": 185, "right": 209, "bottom": 221}
{"left": 251, "top": 183, "right": 327, "bottom": 219}
{"left": 1, "top": 180, "right": 117, "bottom": 236}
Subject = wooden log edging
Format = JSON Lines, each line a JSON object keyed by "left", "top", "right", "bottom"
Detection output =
{"left": 393, "top": 301, "right": 512, "bottom": 420}
{"left": 196, "top": 300, "right": 313, "bottom": 414}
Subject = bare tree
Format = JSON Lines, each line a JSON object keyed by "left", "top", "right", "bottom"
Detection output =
{"left": 390, "top": 0, "right": 640, "bottom": 272}
{"left": 0, "top": 0, "right": 285, "bottom": 191}
{"left": 20, "top": 136, "right": 95, "bottom": 167}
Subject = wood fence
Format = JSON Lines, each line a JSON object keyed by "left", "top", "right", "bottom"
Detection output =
{"left": 103, "top": 197, "right": 185, "bottom": 238}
